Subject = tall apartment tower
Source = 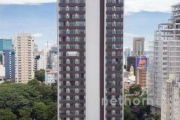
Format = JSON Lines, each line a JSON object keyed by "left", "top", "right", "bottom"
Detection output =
{"left": 161, "top": 74, "right": 180, "bottom": 120}
{"left": 57, "top": 0, "right": 124, "bottom": 120}
{"left": 133, "top": 37, "right": 145, "bottom": 56}
{"left": 14, "top": 33, "right": 35, "bottom": 83}
{"left": 148, "top": 3, "right": 180, "bottom": 113}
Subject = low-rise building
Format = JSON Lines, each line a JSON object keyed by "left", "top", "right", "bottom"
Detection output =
{"left": 0, "top": 65, "right": 5, "bottom": 83}
{"left": 45, "top": 69, "right": 57, "bottom": 85}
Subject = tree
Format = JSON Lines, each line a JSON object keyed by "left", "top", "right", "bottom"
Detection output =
{"left": 0, "top": 82, "right": 57, "bottom": 119}
{"left": 18, "top": 107, "right": 32, "bottom": 119}
{"left": 0, "top": 109, "right": 17, "bottom": 120}
{"left": 154, "top": 113, "right": 161, "bottom": 120}
{"left": 129, "top": 84, "right": 142, "bottom": 94}
{"left": 33, "top": 102, "right": 49, "bottom": 120}
{"left": 124, "top": 105, "right": 134, "bottom": 120}
{"left": 35, "top": 69, "right": 45, "bottom": 83}
{"left": 28, "top": 79, "right": 40, "bottom": 87}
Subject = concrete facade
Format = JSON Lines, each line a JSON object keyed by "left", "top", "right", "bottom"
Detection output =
{"left": 14, "top": 33, "right": 35, "bottom": 83}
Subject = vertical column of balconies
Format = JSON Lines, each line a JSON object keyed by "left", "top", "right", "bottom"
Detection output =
{"left": 105, "top": 0, "right": 123, "bottom": 120}
{"left": 58, "top": 0, "right": 86, "bottom": 120}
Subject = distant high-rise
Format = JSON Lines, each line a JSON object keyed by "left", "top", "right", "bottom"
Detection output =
{"left": 48, "top": 46, "right": 57, "bottom": 71}
{"left": 34, "top": 44, "right": 38, "bottom": 70}
{"left": 57, "top": 0, "right": 124, "bottom": 120}
{"left": 0, "top": 39, "right": 13, "bottom": 64}
{"left": 3, "top": 50, "right": 15, "bottom": 80}
{"left": 133, "top": 37, "right": 145, "bottom": 56}
{"left": 14, "top": 33, "right": 35, "bottom": 83}
{"left": 124, "top": 47, "right": 131, "bottom": 65}
{"left": 0, "top": 39, "right": 13, "bottom": 51}
{"left": 126, "top": 56, "right": 136, "bottom": 75}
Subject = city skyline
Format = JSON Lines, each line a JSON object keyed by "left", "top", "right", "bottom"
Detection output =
{"left": 0, "top": 0, "right": 178, "bottom": 50}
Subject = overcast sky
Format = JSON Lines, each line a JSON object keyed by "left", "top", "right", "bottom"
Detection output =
{"left": 0, "top": 0, "right": 179, "bottom": 50}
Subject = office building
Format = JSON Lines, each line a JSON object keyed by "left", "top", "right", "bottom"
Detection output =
{"left": 57, "top": 0, "right": 124, "bottom": 120}
{"left": 133, "top": 37, "right": 145, "bottom": 56}
{"left": 161, "top": 74, "right": 180, "bottom": 120}
{"left": 147, "top": 3, "right": 180, "bottom": 112}
{"left": 126, "top": 56, "right": 136, "bottom": 75}
{"left": 0, "top": 39, "right": 13, "bottom": 51}
{"left": 3, "top": 50, "right": 15, "bottom": 80}
{"left": 124, "top": 47, "right": 131, "bottom": 66}
{"left": 0, "top": 39, "right": 13, "bottom": 64}
{"left": 45, "top": 69, "right": 58, "bottom": 85}
{"left": 14, "top": 33, "right": 35, "bottom": 83}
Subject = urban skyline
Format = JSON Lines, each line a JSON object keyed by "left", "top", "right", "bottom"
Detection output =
{"left": 0, "top": 0, "right": 180, "bottom": 120}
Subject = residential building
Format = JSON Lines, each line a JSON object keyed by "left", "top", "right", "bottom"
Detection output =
{"left": 35, "top": 46, "right": 49, "bottom": 70}
{"left": 133, "top": 37, "right": 145, "bottom": 56}
{"left": 136, "top": 68, "right": 147, "bottom": 89}
{"left": 3, "top": 50, "right": 15, "bottom": 80}
{"left": 57, "top": 0, "right": 124, "bottom": 120}
{"left": 48, "top": 46, "right": 57, "bottom": 71}
{"left": 36, "top": 51, "right": 46, "bottom": 70}
{"left": 45, "top": 69, "right": 57, "bottom": 85}
{"left": 14, "top": 33, "right": 35, "bottom": 83}
{"left": 147, "top": 3, "right": 180, "bottom": 113}
{"left": 42, "top": 45, "right": 49, "bottom": 69}
{"left": 161, "top": 74, "right": 180, "bottom": 120}
{"left": 34, "top": 44, "right": 38, "bottom": 70}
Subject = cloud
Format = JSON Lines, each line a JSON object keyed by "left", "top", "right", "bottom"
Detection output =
{"left": 0, "top": 0, "right": 56, "bottom": 4}
{"left": 125, "top": 0, "right": 179, "bottom": 15}
{"left": 124, "top": 32, "right": 139, "bottom": 37}
{"left": 33, "top": 33, "right": 42, "bottom": 37}
{"left": 0, "top": 0, "right": 179, "bottom": 15}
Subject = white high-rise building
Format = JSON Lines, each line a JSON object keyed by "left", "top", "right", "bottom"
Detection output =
{"left": 161, "top": 74, "right": 180, "bottom": 120}
{"left": 57, "top": 0, "right": 124, "bottom": 120}
{"left": 148, "top": 3, "right": 180, "bottom": 113}
{"left": 37, "top": 53, "right": 46, "bottom": 70}
{"left": 14, "top": 33, "right": 35, "bottom": 83}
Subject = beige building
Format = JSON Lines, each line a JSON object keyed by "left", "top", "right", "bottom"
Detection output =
{"left": 136, "top": 68, "right": 147, "bottom": 89}
{"left": 161, "top": 74, "right": 180, "bottom": 120}
{"left": 14, "top": 33, "right": 35, "bottom": 83}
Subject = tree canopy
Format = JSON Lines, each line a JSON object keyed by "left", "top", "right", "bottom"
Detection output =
{"left": 129, "top": 84, "right": 142, "bottom": 94}
{"left": 0, "top": 81, "right": 57, "bottom": 120}
{"left": 35, "top": 69, "right": 45, "bottom": 83}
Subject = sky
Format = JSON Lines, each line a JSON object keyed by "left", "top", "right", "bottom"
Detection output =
{"left": 0, "top": 0, "right": 179, "bottom": 50}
